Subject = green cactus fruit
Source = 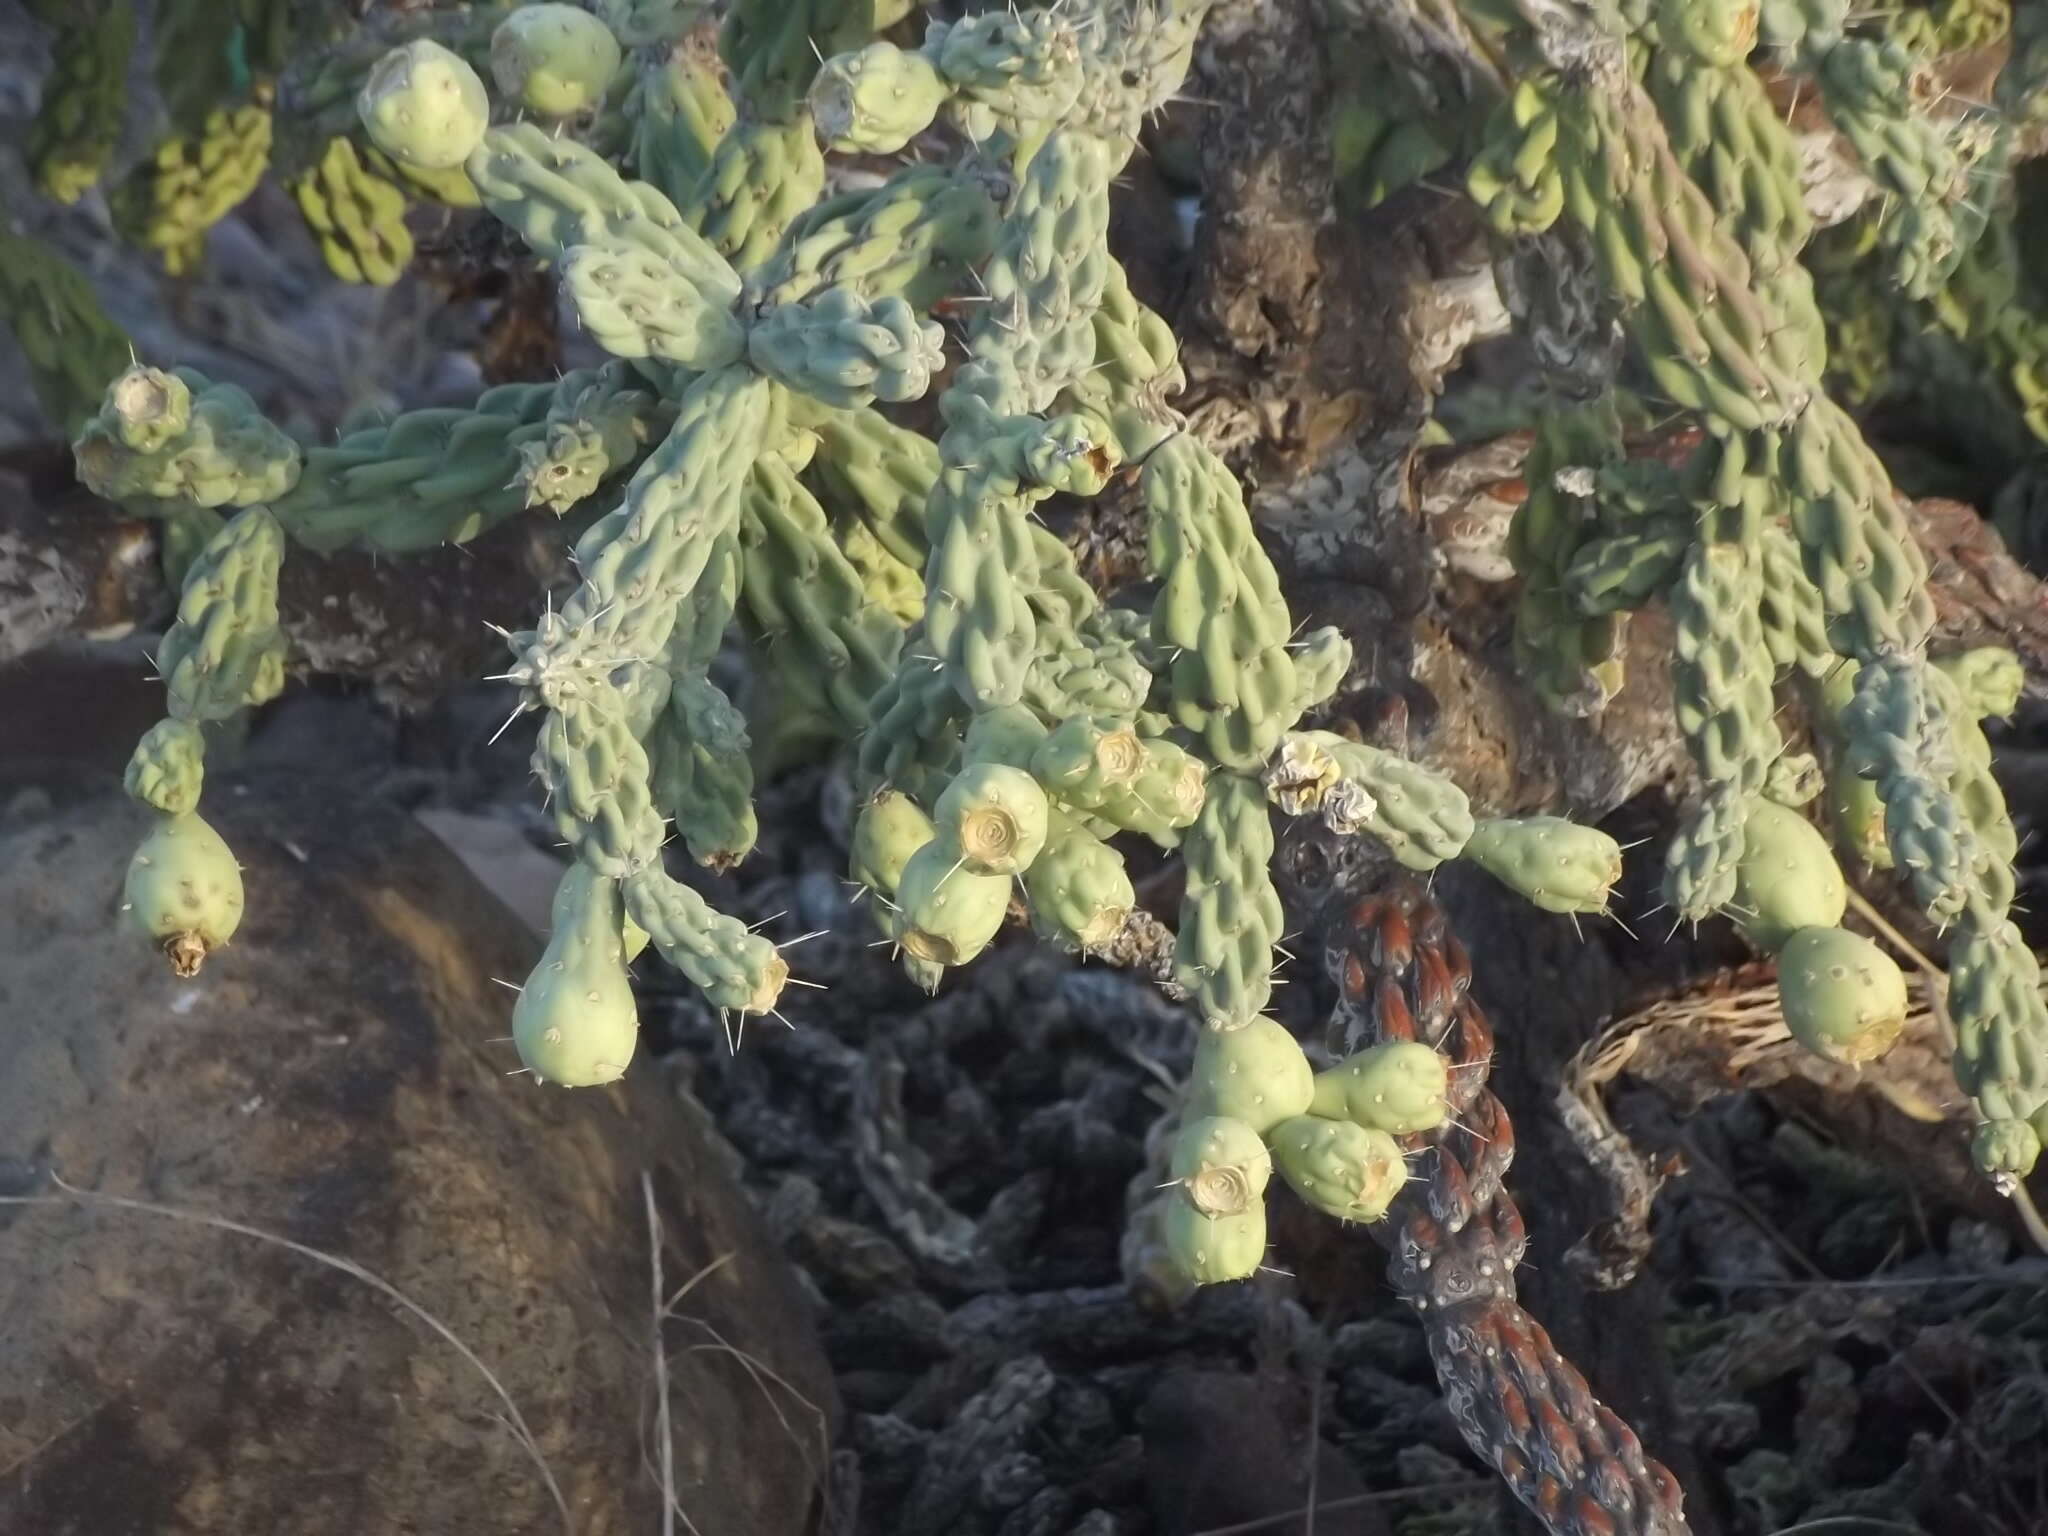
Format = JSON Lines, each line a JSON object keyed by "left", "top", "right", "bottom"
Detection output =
{"left": 124, "top": 718, "right": 206, "bottom": 816}
{"left": 358, "top": 40, "right": 492, "bottom": 172}
{"left": 1307, "top": 1040, "right": 1450, "bottom": 1135}
{"left": 512, "top": 864, "right": 640, "bottom": 1086}
{"left": 1187, "top": 1017, "right": 1315, "bottom": 1137}
{"left": 1268, "top": 1116, "right": 1407, "bottom": 1223}
{"left": 1169, "top": 1115, "right": 1272, "bottom": 1214}
{"left": 1162, "top": 1197, "right": 1267, "bottom": 1286}
{"left": 933, "top": 762, "right": 1050, "bottom": 876}
{"left": 123, "top": 810, "right": 244, "bottom": 977}
{"left": 1021, "top": 810, "right": 1133, "bottom": 952}
{"left": 1975, "top": 1117, "right": 2042, "bottom": 1180}
{"left": 1731, "top": 799, "right": 1847, "bottom": 954}
{"left": 1933, "top": 646, "right": 2024, "bottom": 721}
{"left": 850, "top": 788, "right": 937, "bottom": 896}
{"left": 491, "top": 4, "right": 623, "bottom": 117}
{"left": 809, "top": 42, "right": 950, "bottom": 153}
{"left": 892, "top": 836, "right": 1013, "bottom": 967}
{"left": 1776, "top": 925, "right": 1910, "bottom": 1065}
{"left": 1457, "top": 816, "right": 1624, "bottom": 915}
{"left": 1032, "top": 715, "right": 1145, "bottom": 803}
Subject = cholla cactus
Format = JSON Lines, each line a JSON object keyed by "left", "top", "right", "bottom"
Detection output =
{"left": 39, "top": 2, "right": 2048, "bottom": 1531}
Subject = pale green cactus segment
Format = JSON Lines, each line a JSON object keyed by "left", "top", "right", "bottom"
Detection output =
{"left": 1927, "top": 668, "right": 2018, "bottom": 871}
{"left": 1161, "top": 1197, "right": 1266, "bottom": 1286}
{"left": 1933, "top": 647, "right": 2025, "bottom": 722}
{"left": 1458, "top": 816, "right": 1625, "bottom": 917}
{"left": 1763, "top": 751, "right": 1825, "bottom": 809}
{"left": 512, "top": 368, "right": 770, "bottom": 687}
{"left": 933, "top": 762, "right": 1050, "bottom": 876}
{"left": 747, "top": 289, "right": 947, "bottom": 409}
{"left": 921, "top": 461, "right": 1045, "bottom": 712}
{"left": 1086, "top": 736, "right": 1208, "bottom": 848}
{"left": 1186, "top": 1016, "right": 1316, "bottom": 1138}
{"left": 1505, "top": 405, "right": 1628, "bottom": 714}
{"left": 737, "top": 453, "right": 903, "bottom": 734}
{"left": 534, "top": 682, "right": 669, "bottom": 878}
{"left": 1810, "top": 659, "right": 1894, "bottom": 869}
{"left": 1065, "top": 256, "right": 1186, "bottom": 463}
{"left": 1175, "top": 773, "right": 1284, "bottom": 1028}
{"left": 1730, "top": 799, "right": 1848, "bottom": 954}
{"left": 1562, "top": 524, "right": 1691, "bottom": 616}
{"left": 1669, "top": 541, "right": 1781, "bottom": 799}
{"left": 514, "top": 863, "right": 642, "bottom": 1087}
{"left": 1265, "top": 732, "right": 1476, "bottom": 872}
{"left": 1756, "top": 523, "right": 1834, "bottom": 679}
{"left": 857, "top": 653, "right": 968, "bottom": 802}
{"left": 1776, "top": 925, "right": 1909, "bottom": 1066}
{"left": 850, "top": 789, "right": 938, "bottom": 897}
{"left": 809, "top": 41, "right": 950, "bottom": 153}
{"left": 1031, "top": 716, "right": 1146, "bottom": 805}
{"left": 293, "top": 366, "right": 666, "bottom": 553}
{"left": 28, "top": 5, "right": 136, "bottom": 204}
{"left": 648, "top": 673, "right": 759, "bottom": 872}
{"left": 963, "top": 703, "right": 1052, "bottom": 770}
{"left": 1662, "top": 781, "right": 1749, "bottom": 924}
{"left": 624, "top": 865, "right": 790, "bottom": 1014}
{"left": 290, "top": 135, "right": 415, "bottom": 287}
{"left": 1267, "top": 1117, "right": 1407, "bottom": 1225}
{"left": 890, "top": 836, "right": 1014, "bottom": 968}
{"left": 112, "top": 104, "right": 276, "bottom": 277}
{"left": 1021, "top": 807, "right": 1134, "bottom": 953}
{"left": 749, "top": 167, "right": 999, "bottom": 313}
{"left": 1286, "top": 626, "right": 1353, "bottom": 718}
{"left": 922, "top": 8, "right": 1085, "bottom": 144}
{"left": 677, "top": 115, "right": 828, "bottom": 273}
{"left": 123, "top": 810, "right": 245, "bottom": 978}
{"left": 359, "top": 39, "right": 492, "bottom": 172}
{"left": 949, "top": 129, "right": 1115, "bottom": 420}
{"left": 562, "top": 239, "right": 747, "bottom": 370}
{"left": 490, "top": 3, "right": 623, "bottom": 118}
{"left": 807, "top": 407, "right": 938, "bottom": 572}
{"left": 1948, "top": 898, "right": 2048, "bottom": 1178}
{"left": 468, "top": 121, "right": 711, "bottom": 270}
{"left": 154, "top": 506, "right": 289, "bottom": 725}
{"left": 1169, "top": 1116, "right": 1273, "bottom": 1211}
{"left": 125, "top": 720, "right": 207, "bottom": 817}
{"left": 74, "top": 366, "right": 303, "bottom": 510}
{"left": 1974, "top": 1118, "right": 2043, "bottom": 1181}
{"left": 1142, "top": 435, "right": 1298, "bottom": 772}
{"left": 1308, "top": 1040, "right": 1450, "bottom": 1137}
{"left": 631, "top": 23, "right": 737, "bottom": 206}
{"left": 1841, "top": 650, "right": 1973, "bottom": 923}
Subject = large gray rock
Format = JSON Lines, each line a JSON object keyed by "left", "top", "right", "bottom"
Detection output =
{"left": 0, "top": 783, "right": 835, "bottom": 1535}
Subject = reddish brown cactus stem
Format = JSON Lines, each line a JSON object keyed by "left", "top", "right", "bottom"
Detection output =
{"left": 1323, "top": 886, "right": 1690, "bottom": 1536}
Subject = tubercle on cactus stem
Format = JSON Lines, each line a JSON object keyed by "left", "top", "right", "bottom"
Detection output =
{"left": 52, "top": 1, "right": 2046, "bottom": 1531}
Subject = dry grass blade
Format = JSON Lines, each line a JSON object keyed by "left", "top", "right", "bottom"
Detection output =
{"left": 0, "top": 1172, "right": 572, "bottom": 1535}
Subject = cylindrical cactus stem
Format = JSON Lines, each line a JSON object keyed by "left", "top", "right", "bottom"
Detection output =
{"left": 748, "top": 164, "right": 999, "bottom": 313}
{"left": 1020, "top": 805, "right": 1134, "bottom": 954}
{"left": 1174, "top": 771, "right": 1284, "bottom": 1028}
{"left": 1308, "top": 1039, "right": 1450, "bottom": 1136}
{"left": 152, "top": 506, "right": 291, "bottom": 726}
{"left": 73, "top": 366, "right": 303, "bottom": 509}
{"left": 623, "top": 865, "right": 790, "bottom": 1016}
{"left": 513, "top": 863, "right": 642, "bottom": 1087}
{"left": 1323, "top": 885, "right": 1691, "bottom": 1536}
{"left": 1458, "top": 816, "right": 1625, "bottom": 916}
{"left": 1263, "top": 731, "right": 1476, "bottom": 872}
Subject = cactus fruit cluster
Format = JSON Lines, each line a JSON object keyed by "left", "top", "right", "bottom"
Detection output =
{"left": 25, "top": 2, "right": 2048, "bottom": 1531}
